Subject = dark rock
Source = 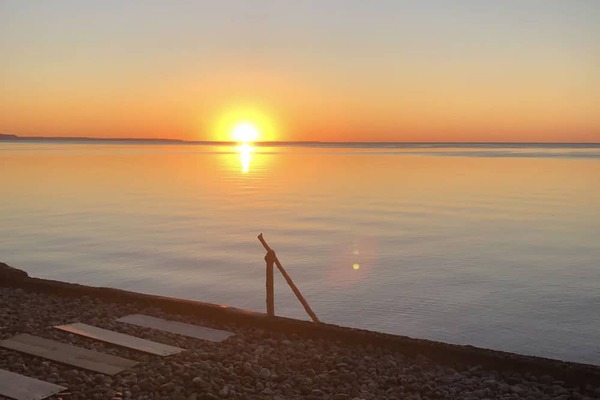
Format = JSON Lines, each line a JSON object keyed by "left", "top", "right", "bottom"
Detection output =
{"left": 0, "top": 262, "right": 28, "bottom": 281}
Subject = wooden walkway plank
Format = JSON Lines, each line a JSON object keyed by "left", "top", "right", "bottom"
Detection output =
{"left": 116, "top": 314, "right": 234, "bottom": 342}
{"left": 54, "top": 323, "right": 184, "bottom": 356}
{"left": 0, "top": 368, "right": 66, "bottom": 400}
{"left": 0, "top": 334, "right": 138, "bottom": 375}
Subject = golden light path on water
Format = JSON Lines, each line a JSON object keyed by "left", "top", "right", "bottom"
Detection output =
{"left": 229, "top": 120, "right": 261, "bottom": 173}
{"left": 237, "top": 143, "right": 253, "bottom": 173}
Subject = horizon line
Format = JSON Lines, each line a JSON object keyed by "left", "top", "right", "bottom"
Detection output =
{"left": 1, "top": 133, "right": 599, "bottom": 145}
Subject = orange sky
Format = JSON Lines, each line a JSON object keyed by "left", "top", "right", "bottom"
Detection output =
{"left": 1, "top": 1, "right": 599, "bottom": 142}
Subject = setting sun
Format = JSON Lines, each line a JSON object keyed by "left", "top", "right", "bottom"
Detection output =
{"left": 212, "top": 106, "right": 277, "bottom": 142}
{"left": 232, "top": 122, "right": 260, "bottom": 143}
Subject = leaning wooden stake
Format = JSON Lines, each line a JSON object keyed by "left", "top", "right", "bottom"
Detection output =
{"left": 258, "top": 233, "right": 320, "bottom": 323}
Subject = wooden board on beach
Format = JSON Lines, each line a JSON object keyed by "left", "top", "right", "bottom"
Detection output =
{"left": 54, "top": 323, "right": 184, "bottom": 356}
{"left": 0, "top": 334, "right": 138, "bottom": 375}
{"left": 0, "top": 368, "right": 66, "bottom": 400}
{"left": 116, "top": 314, "right": 234, "bottom": 342}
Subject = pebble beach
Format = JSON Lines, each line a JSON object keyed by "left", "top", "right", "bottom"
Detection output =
{"left": 1, "top": 283, "right": 599, "bottom": 400}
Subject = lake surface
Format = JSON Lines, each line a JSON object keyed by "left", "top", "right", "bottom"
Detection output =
{"left": 1, "top": 141, "right": 599, "bottom": 365}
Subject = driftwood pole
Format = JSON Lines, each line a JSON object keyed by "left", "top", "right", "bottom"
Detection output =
{"left": 258, "top": 233, "right": 320, "bottom": 323}
{"left": 265, "top": 249, "right": 275, "bottom": 317}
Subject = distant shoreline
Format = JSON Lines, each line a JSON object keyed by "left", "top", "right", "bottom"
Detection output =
{"left": 1, "top": 134, "right": 599, "bottom": 147}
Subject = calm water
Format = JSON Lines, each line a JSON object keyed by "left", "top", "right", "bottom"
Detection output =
{"left": 1, "top": 142, "right": 599, "bottom": 365}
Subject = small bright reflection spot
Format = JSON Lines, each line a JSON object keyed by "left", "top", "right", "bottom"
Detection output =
{"left": 238, "top": 143, "right": 253, "bottom": 173}
{"left": 353, "top": 263, "right": 360, "bottom": 270}
{"left": 352, "top": 249, "right": 360, "bottom": 255}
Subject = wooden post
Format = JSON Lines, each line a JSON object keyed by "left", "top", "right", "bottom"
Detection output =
{"left": 265, "top": 249, "right": 275, "bottom": 317}
{"left": 258, "top": 233, "right": 320, "bottom": 323}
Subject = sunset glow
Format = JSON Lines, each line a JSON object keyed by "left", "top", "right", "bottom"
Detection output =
{"left": 212, "top": 106, "right": 276, "bottom": 142}
{"left": 1, "top": 2, "right": 598, "bottom": 142}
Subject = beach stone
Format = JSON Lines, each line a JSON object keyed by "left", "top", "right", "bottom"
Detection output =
{"left": 218, "top": 385, "right": 228, "bottom": 397}
{"left": 512, "top": 384, "right": 526, "bottom": 394}
{"left": 159, "top": 382, "right": 175, "bottom": 392}
{"left": 299, "top": 385, "right": 311, "bottom": 395}
{"left": 334, "top": 393, "right": 350, "bottom": 400}
{"left": 0, "top": 283, "right": 594, "bottom": 400}
{"left": 259, "top": 367, "right": 271, "bottom": 379}
{"left": 192, "top": 376, "right": 209, "bottom": 388}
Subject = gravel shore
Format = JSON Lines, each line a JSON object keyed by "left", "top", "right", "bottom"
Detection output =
{"left": 1, "top": 286, "right": 599, "bottom": 400}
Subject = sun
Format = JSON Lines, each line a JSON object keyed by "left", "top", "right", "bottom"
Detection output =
{"left": 212, "top": 105, "right": 277, "bottom": 142}
{"left": 232, "top": 122, "right": 260, "bottom": 143}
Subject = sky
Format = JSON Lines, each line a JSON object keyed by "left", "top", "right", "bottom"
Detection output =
{"left": 1, "top": 0, "right": 599, "bottom": 142}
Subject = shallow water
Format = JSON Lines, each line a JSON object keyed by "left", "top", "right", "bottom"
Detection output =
{"left": 1, "top": 141, "right": 599, "bottom": 365}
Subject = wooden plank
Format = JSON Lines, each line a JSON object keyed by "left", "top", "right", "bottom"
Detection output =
{"left": 54, "top": 323, "right": 184, "bottom": 356}
{"left": 116, "top": 314, "right": 234, "bottom": 342}
{"left": 0, "top": 368, "right": 66, "bottom": 400}
{"left": 0, "top": 334, "right": 138, "bottom": 375}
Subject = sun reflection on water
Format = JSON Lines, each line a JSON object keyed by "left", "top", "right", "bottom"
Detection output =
{"left": 220, "top": 142, "right": 270, "bottom": 176}
{"left": 237, "top": 143, "right": 253, "bottom": 173}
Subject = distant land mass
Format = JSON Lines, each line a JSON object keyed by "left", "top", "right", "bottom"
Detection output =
{"left": 1, "top": 133, "right": 598, "bottom": 147}
{"left": 0, "top": 133, "right": 184, "bottom": 143}
{"left": 0, "top": 133, "right": 321, "bottom": 146}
